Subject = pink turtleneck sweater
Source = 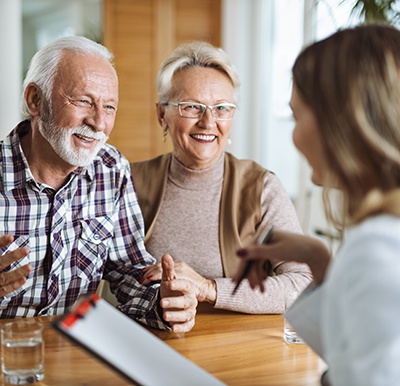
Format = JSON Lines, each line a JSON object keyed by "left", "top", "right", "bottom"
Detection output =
{"left": 145, "top": 155, "right": 312, "bottom": 314}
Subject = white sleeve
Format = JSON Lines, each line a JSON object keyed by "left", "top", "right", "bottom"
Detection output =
{"left": 323, "top": 220, "right": 400, "bottom": 386}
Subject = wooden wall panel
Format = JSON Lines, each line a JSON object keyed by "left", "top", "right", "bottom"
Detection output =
{"left": 104, "top": 0, "right": 155, "bottom": 161}
{"left": 175, "top": 0, "right": 221, "bottom": 44}
{"left": 103, "top": 0, "right": 221, "bottom": 162}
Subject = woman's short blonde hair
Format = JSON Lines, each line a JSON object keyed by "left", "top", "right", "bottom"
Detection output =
{"left": 156, "top": 41, "right": 240, "bottom": 104}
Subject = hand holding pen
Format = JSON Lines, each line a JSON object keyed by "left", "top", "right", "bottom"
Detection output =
{"left": 232, "top": 225, "right": 274, "bottom": 295}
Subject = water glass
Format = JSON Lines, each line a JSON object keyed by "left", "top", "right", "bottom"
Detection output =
{"left": 283, "top": 292, "right": 305, "bottom": 344}
{"left": 1, "top": 321, "right": 44, "bottom": 384}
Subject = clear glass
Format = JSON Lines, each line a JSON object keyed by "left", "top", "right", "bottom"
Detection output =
{"left": 1, "top": 321, "right": 44, "bottom": 384}
{"left": 283, "top": 292, "right": 305, "bottom": 344}
{"left": 167, "top": 101, "right": 236, "bottom": 120}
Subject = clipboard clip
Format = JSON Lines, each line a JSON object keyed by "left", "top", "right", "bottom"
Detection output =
{"left": 61, "top": 294, "right": 100, "bottom": 328}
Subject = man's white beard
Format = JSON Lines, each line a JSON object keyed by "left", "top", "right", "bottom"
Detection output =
{"left": 38, "top": 114, "right": 108, "bottom": 167}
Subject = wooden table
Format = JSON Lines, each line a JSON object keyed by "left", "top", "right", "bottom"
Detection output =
{"left": 0, "top": 304, "right": 326, "bottom": 386}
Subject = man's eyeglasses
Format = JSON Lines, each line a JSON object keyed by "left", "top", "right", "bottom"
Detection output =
{"left": 165, "top": 101, "right": 236, "bottom": 120}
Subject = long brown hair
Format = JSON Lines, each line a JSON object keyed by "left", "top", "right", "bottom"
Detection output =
{"left": 292, "top": 24, "right": 400, "bottom": 225}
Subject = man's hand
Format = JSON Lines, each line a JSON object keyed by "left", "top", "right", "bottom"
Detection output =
{"left": 142, "top": 261, "right": 217, "bottom": 304}
{"left": 0, "top": 234, "right": 31, "bottom": 297}
{"left": 159, "top": 254, "right": 198, "bottom": 333}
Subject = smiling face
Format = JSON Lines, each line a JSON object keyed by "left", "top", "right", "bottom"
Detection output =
{"left": 39, "top": 51, "right": 119, "bottom": 167}
{"left": 159, "top": 67, "right": 235, "bottom": 170}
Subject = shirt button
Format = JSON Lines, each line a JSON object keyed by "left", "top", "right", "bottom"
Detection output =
{"left": 93, "top": 233, "right": 100, "bottom": 240}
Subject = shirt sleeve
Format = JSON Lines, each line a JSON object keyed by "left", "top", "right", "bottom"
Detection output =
{"left": 214, "top": 172, "right": 312, "bottom": 314}
{"left": 324, "top": 222, "right": 400, "bottom": 385}
{"left": 102, "top": 161, "right": 169, "bottom": 330}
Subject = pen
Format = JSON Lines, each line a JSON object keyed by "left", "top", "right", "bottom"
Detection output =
{"left": 232, "top": 225, "right": 274, "bottom": 295}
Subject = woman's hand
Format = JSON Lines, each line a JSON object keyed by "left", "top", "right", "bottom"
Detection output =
{"left": 233, "top": 229, "right": 332, "bottom": 291}
{"left": 142, "top": 260, "right": 217, "bottom": 304}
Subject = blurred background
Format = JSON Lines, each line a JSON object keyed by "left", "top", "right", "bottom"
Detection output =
{"left": 1, "top": 0, "right": 399, "bottom": 252}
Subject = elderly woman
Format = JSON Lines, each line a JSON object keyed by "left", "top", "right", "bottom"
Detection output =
{"left": 135, "top": 41, "right": 312, "bottom": 313}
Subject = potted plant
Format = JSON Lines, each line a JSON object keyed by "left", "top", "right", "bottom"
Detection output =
{"left": 349, "top": 0, "right": 400, "bottom": 23}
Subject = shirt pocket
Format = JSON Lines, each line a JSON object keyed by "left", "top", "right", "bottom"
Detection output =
{"left": 76, "top": 217, "right": 114, "bottom": 281}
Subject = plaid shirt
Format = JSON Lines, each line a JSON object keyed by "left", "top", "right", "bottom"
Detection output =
{"left": 0, "top": 121, "right": 166, "bottom": 330}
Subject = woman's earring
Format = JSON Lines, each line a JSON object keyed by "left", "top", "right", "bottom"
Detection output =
{"left": 227, "top": 136, "right": 232, "bottom": 145}
{"left": 163, "top": 129, "right": 168, "bottom": 142}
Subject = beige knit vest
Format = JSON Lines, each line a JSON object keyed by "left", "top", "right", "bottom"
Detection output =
{"left": 130, "top": 152, "right": 269, "bottom": 277}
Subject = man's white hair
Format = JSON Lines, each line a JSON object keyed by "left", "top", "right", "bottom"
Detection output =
{"left": 20, "top": 36, "right": 115, "bottom": 120}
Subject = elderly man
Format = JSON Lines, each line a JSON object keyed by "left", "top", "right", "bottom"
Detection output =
{"left": 0, "top": 36, "right": 197, "bottom": 332}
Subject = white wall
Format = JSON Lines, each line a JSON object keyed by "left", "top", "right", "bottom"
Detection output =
{"left": 221, "top": 0, "right": 343, "bottom": 250}
{"left": 222, "top": 0, "right": 305, "bottom": 200}
{"left": 22, "top": 0, "right": 102, "bottom": 76}
{"left": 0, "top": 0, "right": 22, "bottom": 138}
{"left": 0, "top": 0, "right": 102, "bottom": 141}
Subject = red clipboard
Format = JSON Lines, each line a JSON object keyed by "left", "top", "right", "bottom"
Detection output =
{"left": 53, "top": 294, "right": 225, "bottom": 386}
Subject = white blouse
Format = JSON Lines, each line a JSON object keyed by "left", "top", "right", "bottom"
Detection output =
{"left": 322, "top": 215, "right": 400, "bottom": 385}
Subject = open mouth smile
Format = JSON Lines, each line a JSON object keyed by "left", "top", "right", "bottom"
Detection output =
{"left": 74, "top": 133, "right": 96, "bottom": 143}
{"left": 190, "top": 134, "right": 217, "bottom": 142}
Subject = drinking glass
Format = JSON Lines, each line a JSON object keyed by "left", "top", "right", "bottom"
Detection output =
{"left": 1, "top": 321, "right": 44, "bottom": 384}
{"left": 283, "top": 292, "right": 305, "bottom": 344}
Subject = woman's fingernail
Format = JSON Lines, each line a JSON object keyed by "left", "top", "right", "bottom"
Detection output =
{"left": 146, "top": 275, "right": 153, "bottom": 280}
{"left": 237, "top": 249, "right": 247, "bottom": 257}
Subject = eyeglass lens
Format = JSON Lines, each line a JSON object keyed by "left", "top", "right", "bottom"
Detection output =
{"left": 179, "top": 102, "right": 235, "bottom": 120}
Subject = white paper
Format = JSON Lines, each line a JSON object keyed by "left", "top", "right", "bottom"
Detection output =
{"left": 54, "top": 297, "right": 225, "bottom": 386}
